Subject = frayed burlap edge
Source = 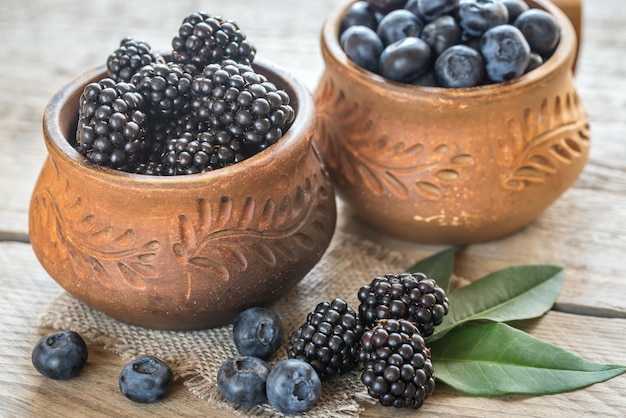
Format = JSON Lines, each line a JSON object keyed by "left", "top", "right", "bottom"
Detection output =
{"left": 38, "top": 230, "right": 410, "bottom": 417}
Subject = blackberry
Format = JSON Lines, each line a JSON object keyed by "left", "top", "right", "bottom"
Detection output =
{"left": 161, "top": 130, "right": 244, "bottom": 175}
{"left": 286, "top": 298, "right": 365, "bottom": 379}
{"left": 130, "top": 62, "right": 197, "bottom": 118}
{"left": 357, "top": 272, "right": 449, "bottom": 337}
{"left": 106, "top": 37, "right": 164, "bottom": 82}
{"left": 76, "top": 78, "right": 147, "bottom": 169}
{"left": 190, "top": 60, "right": 295, "bottom": 157}
{"left": 172, "top": 12, "right": 256, "bottom": 68}
{"left": 359, "top": 319, "right": 435, "bottom": 409}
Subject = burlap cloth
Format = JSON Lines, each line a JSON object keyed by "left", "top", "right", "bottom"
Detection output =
{"left": 38, "top": 225, "right": 415, "bottom": 417}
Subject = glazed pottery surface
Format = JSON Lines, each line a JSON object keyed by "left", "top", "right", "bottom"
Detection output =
{"left": 29, "top": 59, "right": 337, "bottom": 330}
{"left": 314, "top": 0, "right": 589, "bottom": 244}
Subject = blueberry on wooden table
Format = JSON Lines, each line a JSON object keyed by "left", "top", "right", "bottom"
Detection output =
{"left": 31, "top": 331, "right": 88, "bottom": 380}
{"left": 118, "top": 355, "right": 173, "bottom": 403}
{"left": 217, "top": 356, "right": 271, "bottom": 406}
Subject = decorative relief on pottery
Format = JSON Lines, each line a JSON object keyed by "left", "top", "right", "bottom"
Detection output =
{"left": 496, "top": 89, "right": 590, "bottom": 191}
{"left": 315, "top": 79, "right": 474, "bottom": 201}
{"left": 171, "top": 170, "right": 332, "bottom": 284}
{"left": 30, "top": 179, "right": 161, "bottom": 290}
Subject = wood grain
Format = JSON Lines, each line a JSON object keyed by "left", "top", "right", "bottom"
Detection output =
{"left": 1, "top": 0, "right": 626, "bottom": 416}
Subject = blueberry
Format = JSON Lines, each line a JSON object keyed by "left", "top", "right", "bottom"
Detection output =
{"left": 525, "top": 52, "right": 544, "bottom": 73}
{"left": 340, "top": 1, "right": 379, "bottom": 34}
{"left": 480, "top": 24, "right": 530, "bottom": 82}
{"left": 118, "top": 355, "right": 173, "bottom": 403}
{"left": 233, "top": 306, "right": 283, "bottom": 360}
{"left": 457, "top": 0, "right": 509, "bottom": 37}
{"left": 217, "top": 356, "right": 271, "bottom": 407}
{"left": 514, "top": 8, "right": 561, "bottom": 57}
{"left": 31, "top": 331, "right": 88, "bottom": 380}
{"left": 416, "top": 0, "right": 460, "bottom": 21}
{"left": 367, "top": 0, "right": 408, "bottom": 15}
{"left": 266, "top": 359, "right": 322, "bottom": 414}
{"left": 340, "top": 25, "right": 384, "bottom": 73}
{"left": 379, "top": 37, "right": 432, "bottom": 82}
{"left": 411, "top": 70, "right": 438, "bottom": 87}
{"left": 377, "top": 9, "right": 424, "bottom": 45}
{"left": 421, "top": 15, "right": 462, "bottom": 56}
{"left": 500, "top": 0, "right": 529, "bottom": 23}
{"left": 435, "top": 44, "right": 485, "bottom": 87}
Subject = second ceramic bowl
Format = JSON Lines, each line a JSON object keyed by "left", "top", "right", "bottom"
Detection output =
{"left": 314, "top": 0, "right": 589, "bottom": 244}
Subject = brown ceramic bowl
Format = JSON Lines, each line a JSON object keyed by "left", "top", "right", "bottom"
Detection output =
{"left": 314, "top": 0, "right": 589, "bottom": 244}
{"left": 29, "top": 58, "right": 337, "bottom": 330}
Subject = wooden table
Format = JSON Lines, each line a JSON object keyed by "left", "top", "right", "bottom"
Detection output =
{"left": 1, "top": 0, "right": 625, "bottom": 416}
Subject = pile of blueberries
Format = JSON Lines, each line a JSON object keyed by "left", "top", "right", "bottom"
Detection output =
{"left": 339, "top": 0, "right": 561, "bottom": 87}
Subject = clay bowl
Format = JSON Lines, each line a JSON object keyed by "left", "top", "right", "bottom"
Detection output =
{"left": 314, "top": 0, "right": 589, "bottom": 244}
{"left": 29, "top": 58, "right": 337, "bottom": 330}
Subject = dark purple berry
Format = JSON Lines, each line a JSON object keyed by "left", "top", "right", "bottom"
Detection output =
{"left": 481, "top": 24, "right": 531, "bottom": 82}
{"left": 525, "top": 52, "right": 544, "bottom": 73}
{"left": 233, "top": 307, "right": 283, "bottom": 360}
{"left": 106, "top": 37, "right": 164, "bottom": 82}
{"left": 118, "top": 356, "right": 173, "bottom": 403}
{"left": 435, "top": 44, "right": 485, "bottom": 87}
{"left": 31, "top": 331, "right": 88, "bottom": 380}
{"left": 217, "top": 356, "right": 271, "bottom": 406}
{"left": 286, "top": 298, "right": 364, "bottom": 379}
{"left": 379, "top": 37, "right": 432, "bottom": 82}
{"left": 514, "top": 8, "right": 561, "bottom": 57}
{"left": 340, "top": 25, "right": 384, "bottom": 73}
{"left": 172, "top": 12, "right": 256, "bottom": 68}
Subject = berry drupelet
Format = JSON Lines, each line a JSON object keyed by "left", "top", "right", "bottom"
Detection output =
{"left": 172, "top": 12, "right": 256, "bottom": 68}
{"left": 106, "top": 37, "right": 165, "bottom": 83}
{"left": 75, "top": 78, "right": 148, "bottom": 170}
{"left": 359, "top": 319, "right": 435, "bottom": 409}
{"left": 357, "top": 272, "right": 450, "bottom": 337}
{"left": 286, "top": 298, "right": 365, "bottom": 379}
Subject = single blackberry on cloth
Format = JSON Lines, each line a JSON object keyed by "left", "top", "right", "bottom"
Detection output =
{"left": 190, "top": 60, "right": 295, "bottom": 157}
{"left": 286, "top": 298, "right": 365, "bottom": 379}
{"left": 130, "top": 62, "right": 197, "bottom": 118}
{"left": 106, "top": 37, "right": 165, "bottom": 82}
{"left": 75, "top": 78, "right": 147, "bottom": 170}
{"left": 357, "top": 272, "right": 449, "bottom": 337}
{"left": 172, "top": 12, "right": 256, "bottom": 68}
{"left": 359, "top": 319, "right": 435, "bottom": 409}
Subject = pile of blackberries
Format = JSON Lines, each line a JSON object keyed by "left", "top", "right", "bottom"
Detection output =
{"left": 74, "top": 12, "right": 295, "bottom": 174}
{"left": 218, "top": 272, "right": 449, "bottom": 412}
{"left": 339, "top": 0, "right": 561, "bottom": 87}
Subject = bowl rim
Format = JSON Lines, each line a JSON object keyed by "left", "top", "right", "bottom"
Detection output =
{"left": 322, "top": 0, "right": 577, "bottom": 98}
{"left": 42, "top": 57, "right": 315, "bottom": 187}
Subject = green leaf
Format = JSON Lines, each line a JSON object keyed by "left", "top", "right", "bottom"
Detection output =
{"left": 406, "top": 245, "right": 463, "bottom": 292}
{"left": 430, "top": 322, "right": 626, "bottom": 396}
{"left": 428, "top": 264, "right": 565, "bottom": 342}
